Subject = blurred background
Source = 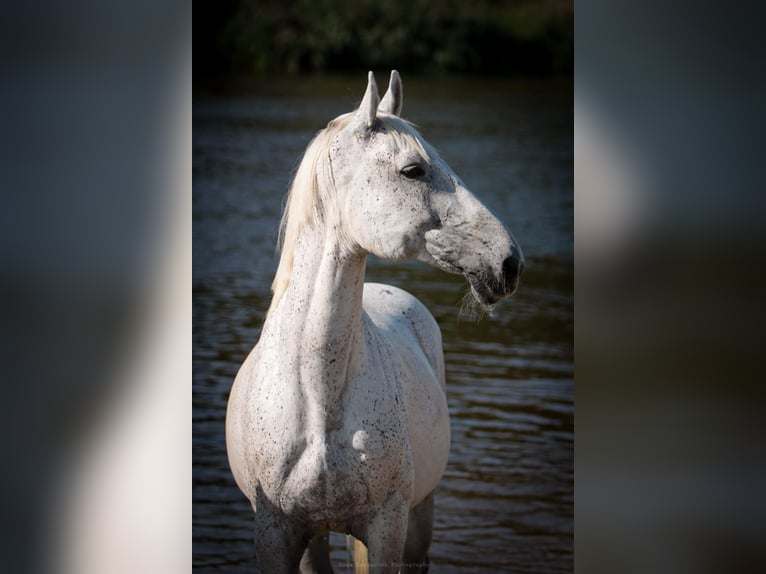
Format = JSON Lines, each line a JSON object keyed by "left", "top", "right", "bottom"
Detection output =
{"left": 575, "top": 1, "right": 766, "bottom": 571}
{"left": 193, "top": 0, "right": 573, "bottom": 572}
{"left": 0, "top": 1, "right": 189, "bottom": 573}
{"left": 195, "top": 0, "right": 572, "bottom": 85}
{"left": 5, "top": 0, "right": 762, "bottom": 573}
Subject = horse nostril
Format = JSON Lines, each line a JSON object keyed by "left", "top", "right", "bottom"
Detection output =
{"left": 502, "top": 255, "right": 521, "bottom": 279}
{"left": 501, "top": 255, "right": 523, "bottom": 294}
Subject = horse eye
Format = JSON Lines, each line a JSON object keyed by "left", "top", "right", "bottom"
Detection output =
{"left": 400, "top": 164, "right": 426, "bottom": 179}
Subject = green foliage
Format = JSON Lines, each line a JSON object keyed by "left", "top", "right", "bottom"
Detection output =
{"left": 196, "top": 0, "right": 572, "bottom": 80}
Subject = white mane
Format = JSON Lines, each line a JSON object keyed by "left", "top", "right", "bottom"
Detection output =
{"left": 270, "top": 113, "right": 430, "bottom": 310}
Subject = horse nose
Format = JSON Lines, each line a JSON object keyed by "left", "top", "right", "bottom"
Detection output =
{"left": 502, "top": 255, "right": 524, "bottom": 294}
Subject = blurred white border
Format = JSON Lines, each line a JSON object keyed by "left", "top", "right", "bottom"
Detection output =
{"left": 53, "top": 45, "right": 191, "bottom": 574}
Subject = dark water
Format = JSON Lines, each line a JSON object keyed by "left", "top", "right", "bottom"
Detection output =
{"left": 193, "top": 76, "right": 573, "bottom": 573}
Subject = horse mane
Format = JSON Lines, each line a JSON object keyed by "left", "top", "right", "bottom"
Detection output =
{"left": 269, "top": 113, "right": 430, "bottom": 312}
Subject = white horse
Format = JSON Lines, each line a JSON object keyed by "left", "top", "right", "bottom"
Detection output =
{"left": 226, "top": 71, "right": 524, "bottom": 574}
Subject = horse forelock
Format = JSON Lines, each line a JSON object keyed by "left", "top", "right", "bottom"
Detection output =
{"left": 377, "top": 114, "right": 431, "bottom": 160}
{"left": 269, "top": 113, "right": 431, "bottom": 311}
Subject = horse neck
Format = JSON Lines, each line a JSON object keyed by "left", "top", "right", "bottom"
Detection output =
{"left": 273, "top": 224, "right": 366, "bottom": 430}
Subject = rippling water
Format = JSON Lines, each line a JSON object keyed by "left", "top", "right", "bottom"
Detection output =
{"left": 193, "top": 76, "right": 572, "bottom": 572}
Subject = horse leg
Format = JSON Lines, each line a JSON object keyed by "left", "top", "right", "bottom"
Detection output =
{"left": 251, "top": 494, "right": 307, "bottom": 574}
{"left": 363, "top": 495, "right": 409, "bottom": 574}
{"left": 299, "top": 533, "right": 335, "bottom": 574}
{"left": 402, "top": 492, "right": 434, "bottom": 573}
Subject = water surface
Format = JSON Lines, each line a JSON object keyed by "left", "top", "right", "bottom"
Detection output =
{"left": 193, "top": 76, "right": 573, "bottom": 572}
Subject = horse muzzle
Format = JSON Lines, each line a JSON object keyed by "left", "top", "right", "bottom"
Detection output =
{"left": 466, "top": 254, "right": 524, "bottom": 306}
{"left": 423, "top": 225, "right": 524, "bottom": 307}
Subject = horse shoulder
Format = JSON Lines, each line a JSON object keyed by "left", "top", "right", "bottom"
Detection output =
{"left": 225, "top": 325, "right": 306, "bottom": 500}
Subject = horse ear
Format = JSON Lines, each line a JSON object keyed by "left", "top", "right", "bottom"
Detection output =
{"left": 356, "top": 71, "right": 379, "bottom": 129}
{"left": 378, "top": 70, "right": 403, "bottom": 116}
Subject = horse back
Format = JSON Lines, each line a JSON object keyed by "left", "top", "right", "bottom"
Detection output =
{"left": 362, "top": 282, "right": 445, "bottom": 388}
{"left": 362, "top": 282, "right": 450, "bottom": 504}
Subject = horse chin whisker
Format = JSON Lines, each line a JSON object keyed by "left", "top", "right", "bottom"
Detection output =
{"left": 460, "top": 274, "right": 500, "bottom": 319}
{"left": 458, "top": 287, "right": 495, "bottom": 322}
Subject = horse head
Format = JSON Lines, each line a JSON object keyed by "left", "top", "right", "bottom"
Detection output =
{"left": 326, "top": 71, "right": 524, "bottom": 309}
